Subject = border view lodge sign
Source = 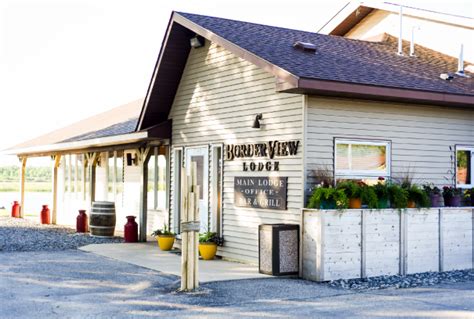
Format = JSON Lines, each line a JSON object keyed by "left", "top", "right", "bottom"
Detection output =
{"left": 227, "top": 140, "right": 299, "bottom": 210}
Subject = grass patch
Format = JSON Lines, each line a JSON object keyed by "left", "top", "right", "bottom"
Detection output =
{"left": 0, "top": 182, "right": 51, "bottom": 192}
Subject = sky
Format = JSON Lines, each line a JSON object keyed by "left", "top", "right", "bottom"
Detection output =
{"left": 0, "top": 0, "right": 472, "bottom": 167}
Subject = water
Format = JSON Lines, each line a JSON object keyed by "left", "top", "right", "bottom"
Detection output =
{"left": 0, "top": 192, "right": 52, "bottom": 217}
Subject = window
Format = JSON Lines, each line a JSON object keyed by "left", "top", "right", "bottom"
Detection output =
{"left": 335, "top": 139, "right": 391, "bottom": 181}
{"left": 456, "top": 146, "right": 474, "bottom": 188}
{"left": 147, "top": 146, "right": 169, "bottom": 211}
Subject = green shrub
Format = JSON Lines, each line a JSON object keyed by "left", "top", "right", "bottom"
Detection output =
{"left": 406, "top": 184, "right": 430, "bottom": 207}
{"left": 388, "top": 184, "right": 408, "bottom": 209}
{"left": 361, "top": 185, "right": 378, "bottom": 209}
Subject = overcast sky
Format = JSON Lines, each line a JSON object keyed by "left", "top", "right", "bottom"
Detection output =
{"left": 0, "top": 0, "right": 472, "bottom": 166}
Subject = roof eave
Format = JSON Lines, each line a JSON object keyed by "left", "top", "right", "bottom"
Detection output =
{"left": 277, "top": 78, "right": 474, "bottom": 108}
{"left": 4, "top": 131, "right": 150, "bottom": 157}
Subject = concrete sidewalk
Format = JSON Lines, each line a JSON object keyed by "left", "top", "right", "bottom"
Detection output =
{"left": 80, "top": 242, "right": 270, "bottom": 283}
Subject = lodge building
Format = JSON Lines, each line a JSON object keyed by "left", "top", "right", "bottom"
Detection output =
{"left": 7, "top": 6, "right": 474, "bottom": 265}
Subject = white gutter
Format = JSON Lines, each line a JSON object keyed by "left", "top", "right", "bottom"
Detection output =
{"left": 3, "top": 131, "right": 149, "bottom": 156}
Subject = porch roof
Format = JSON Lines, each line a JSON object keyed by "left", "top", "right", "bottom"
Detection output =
{"left": 5, "top": 99, "right": 171, "bottom": 157}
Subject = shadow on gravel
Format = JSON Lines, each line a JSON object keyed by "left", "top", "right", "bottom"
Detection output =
{"left": 1, "top": 250, "right": 474, "bottom": 318}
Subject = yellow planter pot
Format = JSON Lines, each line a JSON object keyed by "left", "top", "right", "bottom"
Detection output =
{"left": 199, "top": 243, "right": 218, "bottom": 260}
{"left": 157, "top": 235, "right": 175, "bottom": 251}
{"left": 407, "top": 200, "right": 416, "bottom": 208}
{"left": 349, "top": 198, "right": 362, "bottom": 209}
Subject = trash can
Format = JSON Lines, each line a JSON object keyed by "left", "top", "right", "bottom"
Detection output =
{"left": 258, "top": 224, "right": 299, "bottom": 276}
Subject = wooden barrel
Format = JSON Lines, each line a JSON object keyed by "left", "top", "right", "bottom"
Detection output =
{"left": 89, "top": 201, "right": 116, "bottom": 237}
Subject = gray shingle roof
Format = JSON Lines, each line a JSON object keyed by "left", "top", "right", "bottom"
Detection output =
{"left": 60, "top": 117, "right": 138, "bottom": 143}
{"left": 178, "top": 12, "right": 473, "bottom": 96}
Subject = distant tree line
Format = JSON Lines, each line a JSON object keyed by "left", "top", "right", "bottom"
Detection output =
{"left": 0, "top": 166, "right": 51, "bottom": 182}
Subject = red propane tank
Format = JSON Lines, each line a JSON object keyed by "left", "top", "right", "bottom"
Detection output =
{"left": 11, "top": 201, "right": 20, "bottom": 218}
{"left": 76, "top": 210, "right": 88, "bottom": 233}
{"left": 124, "top": 216, "right": 138, "bottom": 243}
{"left": 40, "top": 205, "right": 50, "bottom": 224}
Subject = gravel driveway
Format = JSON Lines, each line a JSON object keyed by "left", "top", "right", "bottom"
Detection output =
{"left": 0, "top": 217, "right": 122, "bottom": 251}
{"left": 1, "top": 217, "right": 474, "bottom": 318}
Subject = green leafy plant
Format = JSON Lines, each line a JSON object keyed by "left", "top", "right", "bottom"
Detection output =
{"left": 361, "top": 185, "right": 378, "bottom": 209}
{"left": 374, "top": 182, "right": 389, "bottom": 201}
{"left": 336, "top": 181, "right": 361, "bottom": 198}
{"left": 151, "top": 223, "right": 175, "bottom": 237}
{"left": 422, "top": 183, "right": 441, "bottom": 196}
{"left": 199, "top": 231, "right": 218, "bottom": 244}
{"left": 388, "top": 184, "right": 408, "bottom": 209}
{"left": 406, "top": 184, "right": 430, "bottom": 208}
{"left": 442, "top": 186, "right": 462, "bottom": 198}
{"left": 307, "top": 186, "right": 348, "bottom": 210}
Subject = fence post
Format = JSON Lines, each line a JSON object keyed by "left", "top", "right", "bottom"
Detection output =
{"left": 438, "top": 209, "right": 444, "bottom": 272}
{"left": 180, "top": 162, "right": 200, "bottom": 291}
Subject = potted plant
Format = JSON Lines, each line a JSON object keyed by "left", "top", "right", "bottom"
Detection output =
{"left": 307, "top": 186, "right": 348, "bottom": 210}
{"left": 199, "top": 231, "right": 219, "bottom": 260}
{"left": 374, "top": 178, "right": 389, "bottom": 209}
{"left": 388, "top": 184, "right": 408, "bottom": 209}
{"left": 442, "top": 186, "right": 462, "bottom": 207}
{"left": 337, "top": 181, "right": 362, "bottom": 208}
{"left": 405, "top": 184, "right": 429, "bottom": 208}
{"left": 151, "top": 224, "right": 176, "bottom": 251}
{"left": 423, "top": 184, "right": 443, "bottom": 207}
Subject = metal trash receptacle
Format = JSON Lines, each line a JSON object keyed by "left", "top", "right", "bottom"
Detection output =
{"left": 258, "top": 224, "right": 299, "bottom": 276}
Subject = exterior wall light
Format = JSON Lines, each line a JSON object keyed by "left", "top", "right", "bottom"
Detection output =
{"left": 190, "top": 35, "right": 204, "bottom": 48}
{"left": 252, "top": 113, "right": 263, "bottom": 129}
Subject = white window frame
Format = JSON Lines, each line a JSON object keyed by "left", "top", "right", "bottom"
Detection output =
{"left": 455, "top": 145, "right": 474, "bottom": 188}
{"left": 335, "top": 139, "right": 391, "bottom": 179}
{"left": 173, "top": 147, "right": 183, "bottom": 235}
{"left": 211, "top": 144, "right": 224, "bottom": 237}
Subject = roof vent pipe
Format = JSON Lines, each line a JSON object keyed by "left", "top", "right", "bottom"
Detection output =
{"left": 398, "top": 5, "right": 403, "bottom": 55}
{"left": 457, "top": 44, "right": 465, "bottom": 74}
{"left": 409, "top": 26, "right": 419, "bottom": 57}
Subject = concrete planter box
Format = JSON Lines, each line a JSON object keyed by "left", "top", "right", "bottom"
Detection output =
{"left": 302, "top": 208, "right": 474, "bottom": 282}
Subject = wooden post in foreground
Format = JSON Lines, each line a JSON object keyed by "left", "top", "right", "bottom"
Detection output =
{"left": 19, "top": 157, "right": 27, "bottom": 218}
{"left": 180, "top": 162, "right": 200, "bottom": 291}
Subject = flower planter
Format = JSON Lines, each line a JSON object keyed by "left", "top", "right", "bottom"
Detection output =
{"left": 320, "top": 200, "right": 335, "bottom": 210}
{"left": 199, "top": 242, "right": 218, "bottom": 260}
{"left": 349, "top": 198, "right": 362, "bottom": 209}
{"left": 157, "top": 235, "right": 175, "bottom": 251}
{"left": 444, "top": 195, "right": 461, "bottom": 207}
{"left": 407, "top": 200, "right": 416, "bottom": 208}
{"left": 429, "top": 194, "right": 444, "bottom": 207}
{"left": 377, "top": 199, "right": 389, "bottom": 209}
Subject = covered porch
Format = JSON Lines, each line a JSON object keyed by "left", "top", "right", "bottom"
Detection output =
{"left": 5, "top": 100, "right": 172, "bottom": 242}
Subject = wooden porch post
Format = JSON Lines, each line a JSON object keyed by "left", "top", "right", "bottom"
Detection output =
{"left": 51, "top": 154, "right": 61, "bottom": 225}
{"left": 137, "top": 147, "right": 151, "bottom": 242}
{"left": 19, "top": 157, "right": 27, "bottom": 218}
{"left": 104, "top": 152, "right": 109, "bottom": 200}
{"left": 85, "top": 152, "right": 98, "bottom": 208}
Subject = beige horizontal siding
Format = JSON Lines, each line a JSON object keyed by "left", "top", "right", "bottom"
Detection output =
{"left": 306, "top": 97, "right": 474, "bottom": 190}
{"left": 169, "top": 41, "right": 303, "bottom": 263}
